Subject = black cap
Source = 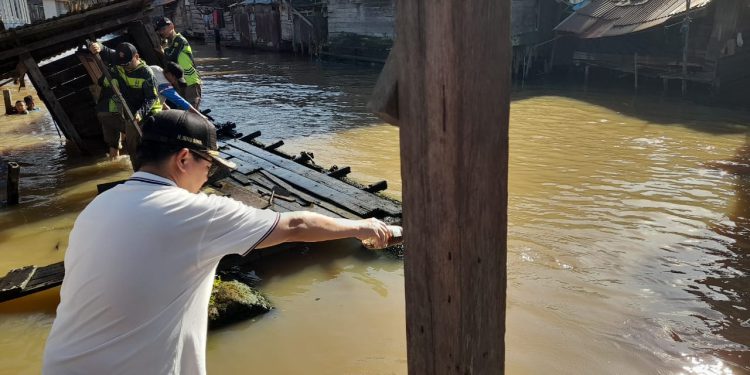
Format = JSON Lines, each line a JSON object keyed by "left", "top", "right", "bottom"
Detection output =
{"left": 155, "top": 16, "right": 172, "bottom": 30}
{"left": 141, "top": 110, "right": 236, "bottom": 170}
{"left": 115, "top": 42, "right": 137, "bottom": 66}
{"left": 164, "top": 61, "right": 186, "bottom": 85}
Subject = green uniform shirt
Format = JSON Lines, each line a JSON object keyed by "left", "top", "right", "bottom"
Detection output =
{"left": 97, "top": 46, "right": 162, "bottom": 119}
{"left": 165, "top": 33, "right": 202, "bottom": 86}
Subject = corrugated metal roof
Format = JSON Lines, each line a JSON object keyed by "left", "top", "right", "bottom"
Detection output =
{"left": 555, "top": 0, "right": 712, "bottom": 38}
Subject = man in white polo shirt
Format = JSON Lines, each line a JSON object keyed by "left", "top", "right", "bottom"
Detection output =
{"left": 42, "top": 110, "right": 393, "bottom": 375}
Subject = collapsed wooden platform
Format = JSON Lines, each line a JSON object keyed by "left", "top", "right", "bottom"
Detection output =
{"left": 0, "top": 131, "right": 402, "bottom": 303}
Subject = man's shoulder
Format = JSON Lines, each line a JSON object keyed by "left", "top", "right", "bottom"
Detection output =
{"left": 172, "top": 33, "right": 189, "bottom": 48}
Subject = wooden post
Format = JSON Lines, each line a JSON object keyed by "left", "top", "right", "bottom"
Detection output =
{"left": 21, "top": 54, "right": 84, "bottom": 151}
{"left": 663, "top": 77, "right": 669, "bottom": 96}
{"left": 634, "top": 53, "right": 638, "bottom": 92}
{"left": 6, "top": 162, "right": 19, "bottom": 206}
{"left": 128, "top": 20, "right": 167, "bottom": 68}
{"left": 395, "top": 0, "right": 509, "bottom": 373}
{"left": 2, "top": 89, "right": 11, "bottom": 115}
{"left": 681, "top": 0, "right": 691, "bottom": 96}
{"left": 584, "top": 65, "right": 590, "bottom": 93}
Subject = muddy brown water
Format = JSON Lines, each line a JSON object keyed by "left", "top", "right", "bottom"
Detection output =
{"left": 1, "top": 46, "right": 750, "bottom": 374}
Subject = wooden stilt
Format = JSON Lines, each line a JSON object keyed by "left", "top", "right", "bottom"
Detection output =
{"left": 584, "top": 65, "right": 590, "bottom": 93}
{"left": 394, "top": 0, "right": 509, "bottom": 373}
{"left": 634, "top": 53, "right": 638, "bottom": 92}
{"left": 2, "top": 89, "right": 11, "bottom": 115}
{"left": 681, "top": 0, "right": 691, "bottom": 97}
{"left": 6, "top": 162, "right": 19, "bottom": 206}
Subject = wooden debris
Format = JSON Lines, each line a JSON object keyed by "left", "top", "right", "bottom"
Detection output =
{"left": 0, "top": 262, "right": 64, "bottom": 303}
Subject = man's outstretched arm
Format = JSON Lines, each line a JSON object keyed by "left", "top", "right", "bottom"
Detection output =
{"left": 256, "top": 212, "right": 392, "bottom": 249}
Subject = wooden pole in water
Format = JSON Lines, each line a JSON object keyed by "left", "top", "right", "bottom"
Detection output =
{"left": 2, "top": 89, "right": 11, "bottom": 115}
{"left": 584, "top": 64, "right": 590, "bottom": 93}
{"left": 6, "top": 162, "right": 19, "bottom": 206}
{"left": 395, "top": 0, "right": 510, "bottom": 373}
{"left": 681, "top": 0, "right": 691, "bottom": 96}
{"left": 634, "top": 53, "right": 638, "bottom": 92}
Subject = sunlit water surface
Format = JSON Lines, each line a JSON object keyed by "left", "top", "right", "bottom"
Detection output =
{"left": 0, "top": 46, "right": 749, "bottom": 374}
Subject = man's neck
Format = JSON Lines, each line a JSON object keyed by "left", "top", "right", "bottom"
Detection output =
{"left": 138, "top": 166, "right": 189, "bottom": 191}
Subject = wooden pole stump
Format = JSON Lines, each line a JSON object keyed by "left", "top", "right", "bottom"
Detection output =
{"left": 6, "top": 162, "right": 19, "bottom": 206}
{"left": 3, "top": 89, "right": 11, "bottom": 115}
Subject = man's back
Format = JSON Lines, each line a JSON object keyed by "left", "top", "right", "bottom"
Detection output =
{"left": 43, "top": 172, "right": 279, "bottom": 375}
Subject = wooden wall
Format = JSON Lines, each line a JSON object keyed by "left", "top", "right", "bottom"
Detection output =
{"left": 326, "top": 0, "right": 394, "bottom": 60}
{"left": 327, "top": 0, "right": 394, "bottom": 39}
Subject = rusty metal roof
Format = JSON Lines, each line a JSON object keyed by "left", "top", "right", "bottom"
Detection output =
{"left": 554, "top": 0, "right": 712, "bottom": 38}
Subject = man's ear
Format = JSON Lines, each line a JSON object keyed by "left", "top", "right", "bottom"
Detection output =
{"left": 175, "top": 148, "right": 191, "bottom": 171}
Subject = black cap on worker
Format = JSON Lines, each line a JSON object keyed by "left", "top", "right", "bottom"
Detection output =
{"left": 141, "top": 110, "right": 236, "bottom": 170}
{"left": 164, "top": 61, "right": 187, "bottom": 85}
{"left": 155, "top": 16, "right": 172, "bottom": 30}
{"left": 115, "top": 42, "right": 137, "bottom": 66}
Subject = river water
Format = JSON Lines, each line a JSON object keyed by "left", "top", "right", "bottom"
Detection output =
{"left": 1, "top": 45, "right": 750, "bottom": 374}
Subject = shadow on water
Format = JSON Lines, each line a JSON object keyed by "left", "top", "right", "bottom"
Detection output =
{"left": 691, "top": 134, "right": 750, "bottom": 372}
{"left": 244, "top": 239, "right": 402, "bottom": 287}
{"left": 513, "top": 86, "right": 750, "bottom": 136}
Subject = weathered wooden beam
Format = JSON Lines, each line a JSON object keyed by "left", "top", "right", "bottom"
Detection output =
{"left": 327, "top": 166, "right": 351, "bottom": 179}
{"left": 0, "top": 262, "right": 64, "bottom": 303}
{"left": 364, "top": 180, "right": 387, "bottom": 193}
{"left": 239, "top": 130, "right": 262, "bottom": 144}
{"left": 6, "top": 161, "right": 19, "bottom": 206}
{"left": 22, "top": 53, "right": 84, "bottom": 151}
{"left": 0, "top": 12, "right": 146, "bottom": 63}
{"left": 397, "top": 0, "right": 509, "bottom": 373}
{"left": 367, "top": 43, "right": 400, "bottom": 126}
{"left": 265, "top": 140, "right": 284, "bottom": 151}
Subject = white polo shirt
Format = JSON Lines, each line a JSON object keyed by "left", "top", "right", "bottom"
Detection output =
{"left": 43, "top": 172, "right": 280, "bottom": 375}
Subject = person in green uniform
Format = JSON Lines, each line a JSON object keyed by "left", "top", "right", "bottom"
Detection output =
{"left": 90, "top": 42, "right": 162, "bottom": 168}
{"left": 155, "top": 17, "right": 203, "bottom": 109}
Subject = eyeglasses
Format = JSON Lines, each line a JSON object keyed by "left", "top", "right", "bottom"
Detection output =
{"left": 189, "top": 150, "right": 221, "bottom": 178}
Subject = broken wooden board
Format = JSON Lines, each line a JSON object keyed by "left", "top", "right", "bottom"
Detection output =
{"left": 222, "top": 139, "right": 402, "bottom": 217}
{"left": 0, "top": 262, "right": 64, "bottom": 303}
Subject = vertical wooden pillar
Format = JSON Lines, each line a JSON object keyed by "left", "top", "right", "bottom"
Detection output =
{"left": 2, "top": 89, "right": 11, "bottom": 115}
{"left": 634, "top": 53, "right": 638, "bottom": 91}
{"left": 6, "top": 162, "right": 19, "bottom": 206}
{"left": 396, "top": 0, "right": 509, "bottom": 373}
{"left": 681, "top": 0, "right": 691, "bottom": 96}
{"left": 584, "top": 65, "right": 590, "bottom": 93}
{"left": 21, "top": 54, "right": 83, "bottom": 151}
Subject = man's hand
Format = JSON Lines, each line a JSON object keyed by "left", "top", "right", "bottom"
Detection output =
{"left": 89, "top": 42, "right": 102, "bottom": 55}
{"left": 355, "top": 218, "right": 391, "bottom": 249}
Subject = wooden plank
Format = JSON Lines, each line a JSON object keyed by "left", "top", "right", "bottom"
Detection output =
{"left": 0, "top": 266, "right": 35, "bottom": 295}
{"left": 0, "top": 12, "right": 146, "bottom": 62}
{"left": 224, "top": 139, "right": 402, "bottom": 216}
{"left": 24, "top": 262, "right": 64, "bottom": 290}
{"left": 22, "top": 53, "right": 85, "bottom": 151}
{"left": 0, "top": 262, "right": 64, "bottom": 303}
{"left": 221, "top": 144, "right": 372, "bottom": 216}
{"left": 397, "top": 0, "right": 509, "bottom": 373}
{"left": 252, "top": 170, "right": 360, "bottom": 220}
